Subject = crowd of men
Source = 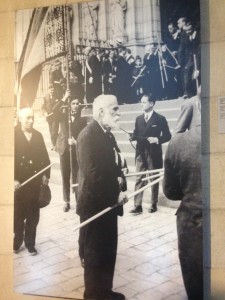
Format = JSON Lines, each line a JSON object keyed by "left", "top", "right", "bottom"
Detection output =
{"left": 48, "top": 17, "right": 200, "bottom": 106}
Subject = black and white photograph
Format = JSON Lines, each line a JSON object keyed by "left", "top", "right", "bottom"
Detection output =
{"left": 14, "top": 0, "right": 201, "bottom": 299}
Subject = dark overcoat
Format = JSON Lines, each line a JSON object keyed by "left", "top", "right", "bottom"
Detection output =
{"left": 76, "top": 119, "right": 124, "bottom": 219}
{"left": 163, "top": 125, "right": 203, "bottom": 300}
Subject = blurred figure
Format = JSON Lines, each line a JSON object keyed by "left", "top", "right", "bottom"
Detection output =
{"left": 131, "top": 55, "right": 144, "bottom": 102}
{"left": 42, "top": 84, "right": 59, "bottom": 150}
{"left": 163, "top": 94, "right": 203, "bottom": 300}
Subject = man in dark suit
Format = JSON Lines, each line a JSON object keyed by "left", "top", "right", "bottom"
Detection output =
{"left": 163, "top": 95, "right": 202, "bottom": 299}
{"left": 142, "top": 44, "right": 162, "bottom": 100}
{"left": 53, "top": 91, "right": 86, "bottom": 212}
{"left": 129, "top": 94, "right": 171, "bottom": 214}
{"left": 114, "top": 46, "right": 132, "bottom": 104}
{"left": 14, "top": 108, "right": 50, "bottom": 255}
{"left": 85, "top": 48, "right": 103, "bottom": 103}
{"left": 103, "top": 50, "right": 116, "bottom": 95}
{"left": 42, "top": 84, "right": 59, "bottom": 150}
{"left": 76, "top": 94, "right": 127, "bottom": 300}
{"left": 178, "top": 21, "right": 200, "bottom": 98}
{"left": 49, "top": 59, "right": 64, "bottom": 99}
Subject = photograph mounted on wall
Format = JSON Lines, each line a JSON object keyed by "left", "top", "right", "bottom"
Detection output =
{"left": 14, "top": 0, "right": 201, "bottom": 299}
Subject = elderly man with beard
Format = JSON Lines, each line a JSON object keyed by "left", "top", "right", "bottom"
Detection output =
{"left": 76, "top": 95, "right": 127, "bottom": 300}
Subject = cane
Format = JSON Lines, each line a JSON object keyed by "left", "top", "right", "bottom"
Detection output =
{"left": 18, "top": 163, "right": 54, "bottom": 188}
{"left": 73, "top": 175, "right": 163, "bottom": 231}
{"left": 125, "top": 168, "right": 164, "bottom": 177}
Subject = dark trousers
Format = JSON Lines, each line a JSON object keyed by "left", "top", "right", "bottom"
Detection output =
{"left": 47, "top": 117, "right": 59, "bottom": 147}
{"left": 134, "top": 152, "right": 159, "bottom": 207}
{"left": 177, "top": 208, "right": 203, "bottom": 300}
{"left": 59, "top": 148, "right": 78, "bottom": 203}
{"left": 14, "top": 195, "right": 40, "bottom": 249}
{"left": 183, "top": 63, "right": 196, "bottom": 98}
{"left": 83, "top": 211, "right": 118, "bottom": 299}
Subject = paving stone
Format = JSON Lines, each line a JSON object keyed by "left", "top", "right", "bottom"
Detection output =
{"left": 14, "top": 270, "right": 45, "bottom": 287}
{"left": 137, "top": 288, "right": 165, "bottom": 300}
{"left": 30, "top": 286, "right": 66, "bottom": 298}
{"left": 58, "top": 275, "right": 83, "bottom": 292}
{"left": 14, "top": 279, "right": 49, "bottom": 294}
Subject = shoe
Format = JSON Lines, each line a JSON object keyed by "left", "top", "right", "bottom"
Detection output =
{"left": 148, "top": 206, "right": 157, "bottom": 213}
{"left": 27, "top": 246, "right": 37, "bottom": 256}
{"left": 63, "top": 202, "right": 70, "bottom": 212}
{"left": 104, "top": 291, "right": 125, "bottom": 300}
{"left": 129, "top": 206, "right": 142, "bottom": 214}
{"left": 13, "top": 246, "right": 22, "bottom": 254}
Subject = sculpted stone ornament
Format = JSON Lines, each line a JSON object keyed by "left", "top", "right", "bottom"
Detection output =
{"left": 82, "top": 2, "right": 99, "bottom": 41}
{"left": 110, "top": 0, "right": 127, "bottom": 40}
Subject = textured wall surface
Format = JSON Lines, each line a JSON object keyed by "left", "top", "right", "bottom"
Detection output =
{"left": 0, "top": 0, "right": 224, "bottom": 299}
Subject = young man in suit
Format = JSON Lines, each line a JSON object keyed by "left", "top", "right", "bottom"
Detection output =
{"left": 53, "top": 92, "right": 86, "bottom": 212}
{"left": 76, "top": 94, "right": 127, "bottom": 300}
{"left": 129, "top": 94, "right": 171, "bottom": 214}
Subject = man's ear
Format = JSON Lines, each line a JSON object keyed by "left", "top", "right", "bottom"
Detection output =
{"left": 99, "top": 107, "right": 104, "bottom": 117}
{"left": 150, "top": 102, "right": 154, "bottom": 108}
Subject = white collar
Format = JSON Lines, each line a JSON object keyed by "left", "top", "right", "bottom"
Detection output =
{"left": 145, "top": 110, "right": 154, "bottom": 118}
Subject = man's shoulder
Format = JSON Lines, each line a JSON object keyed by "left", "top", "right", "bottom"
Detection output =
{"left": 78, "top": 120, "right": 96, "bottom": 139}
{"left": 136, "top": 114, "right": 144, "bottom": 120}
{"left": 153, "top": 111, "right": 167, "bottom": 121}
{"left": 182, "top": 96, "right": 197, "bottom": 108}
{"left": 32, "top": 128, "right": 43, "bottom": 139}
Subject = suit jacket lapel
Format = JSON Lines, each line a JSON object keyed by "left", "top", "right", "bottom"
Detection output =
{"left": 144, "top": 111, "right": 158, "bottom": 135}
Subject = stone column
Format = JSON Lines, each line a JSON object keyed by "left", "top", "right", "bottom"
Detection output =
{"left": 142, "top": 0, "right": 161, "bottom": 44}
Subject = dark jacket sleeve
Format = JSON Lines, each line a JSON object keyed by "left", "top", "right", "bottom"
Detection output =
{"left": 163, "top": 140, "right": 183, "bottom": 200}
{"left": 173, "top": 100, "right": 193, "bottom": 134}
{"left": 38, "top": 132, "right": 51, "bottom": 179}
{"left": 158, "top": 116, "right": 171, "bottom": 144}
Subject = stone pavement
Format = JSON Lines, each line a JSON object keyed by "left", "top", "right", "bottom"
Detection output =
{"left": 13, "top": 181, "right": 187, "bottom": 300}
{"left": 13, "top": 101, "right": 188, "bottom": 299}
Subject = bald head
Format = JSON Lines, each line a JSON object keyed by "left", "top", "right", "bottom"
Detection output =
{"left": 93, "top": 95, "right": 120, "bottom": 130}
{"left": 19, "top": 108, "right": 34, "bottom": 132}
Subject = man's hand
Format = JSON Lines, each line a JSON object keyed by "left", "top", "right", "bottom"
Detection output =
{"left": 118, "top": 194, "right": 128, "bottom": 206}
{"left": 89, "top": 77, "right": 93, "bottom": 84}
{"left": 62, "top": 89, "right": 71, "bottom": 102}
{"left": 122, "top": 167, "right": 129, "bottom": 175}
{"left": 14, "top": 180, "right": 21, "bottom": 191}
{"left": 193, "top": 70, "right": 200, "bottom": 79}
{"left": 147, "top": 137, "right": 158, "bottom": 144}
{"left": 68, "top": 137, "right": 77, "bottom": 146}
{"left": 42, "top": 175, "right": 49, "bottom": 185}
{"left": 128, "top": 133, "right": 133, "bottom": 141}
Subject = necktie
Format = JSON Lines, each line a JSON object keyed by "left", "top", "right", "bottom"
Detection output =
{"left": 145, "top": 114, "right": 149, "bottom": 122}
